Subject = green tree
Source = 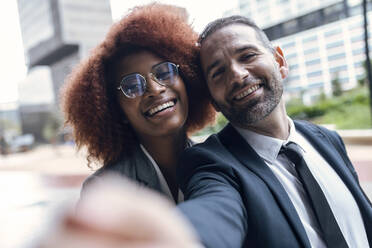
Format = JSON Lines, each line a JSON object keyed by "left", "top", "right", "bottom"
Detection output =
{"left": 331, "top": 74, "right": 342, "bottom": 97}
{"left": 42, "top": 112, "right": 63, "bottom": 143}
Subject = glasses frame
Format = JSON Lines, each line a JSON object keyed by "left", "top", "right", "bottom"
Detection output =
{"left": 116, "top": 62, "right": 180, "bottom": 98}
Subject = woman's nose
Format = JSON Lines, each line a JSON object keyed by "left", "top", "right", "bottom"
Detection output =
{"left": 144, "top": 74, "right": 166, "bottom": 96}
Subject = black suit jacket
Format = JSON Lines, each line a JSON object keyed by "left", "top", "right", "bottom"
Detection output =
{"left": 177, "top": 121, "right": 372, "bottom": 248}
{"left": 81, "top": 144, "right": 164, "bottom": 198}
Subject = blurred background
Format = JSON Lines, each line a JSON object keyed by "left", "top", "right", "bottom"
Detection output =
{"left": 0, "top": 0, "right": 371, "bottom": 247}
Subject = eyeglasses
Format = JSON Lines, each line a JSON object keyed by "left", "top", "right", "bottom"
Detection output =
{"left": 117, "top": 62, "right": 180, "bottom": 98}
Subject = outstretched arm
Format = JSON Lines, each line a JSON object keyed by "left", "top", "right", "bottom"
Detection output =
{"left": 177, "top": 146, "right": 248, "bottom": 248}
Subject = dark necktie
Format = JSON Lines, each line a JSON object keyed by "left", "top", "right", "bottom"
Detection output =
{"left": 280, "top": 142, "right": 348, "bottom": 248}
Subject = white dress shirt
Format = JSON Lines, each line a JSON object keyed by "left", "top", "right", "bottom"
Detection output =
{"left": 235, "top": 118, "right": 369, "bottom": 248}
{"left": 140, "top": 144, "right": 184, "bottom": 204}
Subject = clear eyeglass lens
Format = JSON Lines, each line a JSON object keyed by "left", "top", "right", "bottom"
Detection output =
{"left": 121, "top": 74, "right": 146, "bottom": 98}
{"left": 153, "top": 62, "right": 178, "bottom": 83}
{"left": 119, "top": 62, "right": 178, "bottom": 98}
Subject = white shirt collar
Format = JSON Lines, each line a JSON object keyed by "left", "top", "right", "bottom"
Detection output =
{"left": 233, "top": 117, "right": 301, "bottom": 163}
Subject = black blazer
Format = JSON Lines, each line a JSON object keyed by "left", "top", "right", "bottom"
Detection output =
{"left": 177, "top": 121, "right": 372, "bottom": 248}
{"left": 81, "top": 144, "right": 164, "bottom": 198}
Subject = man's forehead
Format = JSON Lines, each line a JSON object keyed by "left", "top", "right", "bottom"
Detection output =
{"left": 201, "top": 24, "right": 262, "bottom": 51}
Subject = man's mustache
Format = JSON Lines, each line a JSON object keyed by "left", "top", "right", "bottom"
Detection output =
{"left": 229, "top": 74, "right": 263, "bottom": 95}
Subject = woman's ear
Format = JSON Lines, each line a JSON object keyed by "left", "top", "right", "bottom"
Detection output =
{"left": 274, "top": 46, "right": 289, "bottom": 79}
{"left": 210, "top": 98, "right": 221, "bottom": 112}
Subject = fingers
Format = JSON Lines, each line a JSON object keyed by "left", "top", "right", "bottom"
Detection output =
{"left": 33, "top": 174, "right": 201, "bottom": 248}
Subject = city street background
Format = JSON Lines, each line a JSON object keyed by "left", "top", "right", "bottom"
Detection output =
{"left": 0, "top": 0, "right": 372, "bottom": 248}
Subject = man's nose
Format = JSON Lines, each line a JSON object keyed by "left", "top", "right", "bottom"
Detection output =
{"left": 228, "top": 62, "right": 248, "bottom": 86}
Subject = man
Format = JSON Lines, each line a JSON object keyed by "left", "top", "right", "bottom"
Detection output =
{"left": 177, "top": 16, "right": 372, "bottom": 248}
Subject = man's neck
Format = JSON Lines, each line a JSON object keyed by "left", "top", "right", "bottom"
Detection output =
{"left": 239, "top": 101, "right": 290, "bottom": 140}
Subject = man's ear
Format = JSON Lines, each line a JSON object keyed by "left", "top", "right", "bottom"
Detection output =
{"left": 274, "top": 46, "right": 289, "bottom": 79}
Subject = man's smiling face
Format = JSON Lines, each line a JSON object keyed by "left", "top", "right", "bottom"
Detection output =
{"left": 200, "top": 24, "right": 288, "bottom": 128}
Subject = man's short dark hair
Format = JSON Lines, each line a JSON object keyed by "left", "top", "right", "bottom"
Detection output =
{"left": 199, "top": 15, "right": 275, "bottom": 53}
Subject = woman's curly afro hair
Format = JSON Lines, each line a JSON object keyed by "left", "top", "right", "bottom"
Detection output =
{"left": 61, "top": 3, "right": 216, "bottom": 167}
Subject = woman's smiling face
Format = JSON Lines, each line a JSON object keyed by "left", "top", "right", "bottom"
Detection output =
{"left": 113, "top": 50, "right": 189, "bottom": 141}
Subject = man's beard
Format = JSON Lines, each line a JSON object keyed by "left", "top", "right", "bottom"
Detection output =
{"left": 218, "top": 69, "right": 283, "bottom": 128}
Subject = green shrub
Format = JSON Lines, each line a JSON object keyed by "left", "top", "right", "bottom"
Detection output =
{"left": 194, "top": 113, "right": 228, "bottom": 136}
{"left": 287, "top": 86, "right": 371, "bottom": 129}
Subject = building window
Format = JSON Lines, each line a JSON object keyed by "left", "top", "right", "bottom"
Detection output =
{"left": 285, "top": 86, "right": 302, "bottom": 92}
{"left": 349, "top": 5, "right": 363, "bottom": 16}
{"left": 307, "top": 71, "right": 322, "bottom": 77}
{"left": 329, "top": 65, "right": 348, "bottom": 73}
{"left": 282, "top": 20, "right": 298, "bottom": 34}
{"left": 304, "top": 47, "right": 319, "bottom": 55}
{"left": 349, "top": 20, "right": 363, "bottom": 30}
{"left": 308, "top": 82, "right": 324, "bottom": 88}
{"left": 351, "top": 34, "right": 364, "bottom": 43}
{"left": 306, "top": 58, "right": 321, "bottom": 66}
{"left": 323, "top": 3, "right": 344, "bottom": 21}
{"left": 282, "top": 41, "right": 296, "bottom": 49}
{"left": 328, "top": 53, "right": 346, "bottom": 61}
{"left": 290, "top": 64, "right": 299, "bottom": 70}
{"left": 352, "top": 48, "right": 365, "bottom": 56}
{"left": 303, "top": 35, "right": 317, "bottom": 43}
{"left": 324, "top": 28, "right": 342, "bottom": 37}
{"left": 326, "top": 40, "right": 344, "bottom": 49}
{"left": 286, "top": 53, "right": 297, "bottom": 59}
{"left": 288, "top": 74, "right": 300, "bottom": 81}
{"left": 354, "top": 61, "right": 364, "bottom": 68}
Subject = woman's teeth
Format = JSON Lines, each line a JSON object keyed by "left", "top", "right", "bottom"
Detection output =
{"left": 148, "top": 101, "right": 175, "bottom": 116}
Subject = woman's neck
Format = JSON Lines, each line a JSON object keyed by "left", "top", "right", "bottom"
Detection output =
{"left": 140, "top": 129, "right": 187, "bottom": 169}
{"left": 139, "top": 129, "right": 188, "bottom": 199}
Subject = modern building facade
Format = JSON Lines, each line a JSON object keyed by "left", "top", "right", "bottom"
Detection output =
{"left": 0, "top": 102, "right": 21, "bottom": 141}
{"left": 17, "top": 0, "right": 112, "bottom": 141}
{"left": 234, "top": 0, "right": 372, "bottom": 104}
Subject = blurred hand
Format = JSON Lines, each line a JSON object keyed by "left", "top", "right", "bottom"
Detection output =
{"left": 33, "top": 175, "right": 201, "bottom": 248}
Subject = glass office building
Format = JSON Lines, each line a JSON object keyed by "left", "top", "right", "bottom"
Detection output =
{"left": 17, "top": 0, "right": 112, "bottom": 140}
{"left": 234, "top": 0, "right": 372, "bottom": 104}
{"left": 17, "top": 0, "right": 112, "bottom": 102}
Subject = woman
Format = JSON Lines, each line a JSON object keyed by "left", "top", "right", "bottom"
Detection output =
{"left": 61, "top": 3, "right": 215, "bottom": 203}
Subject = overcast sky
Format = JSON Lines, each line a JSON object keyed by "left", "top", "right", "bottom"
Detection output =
{"left": 0, "top": 0, "right": 238, "bottom": 104}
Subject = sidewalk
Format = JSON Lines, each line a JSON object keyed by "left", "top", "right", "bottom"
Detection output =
{"left": 346, "top": 144, "right": 372, "bottom": 201}
{"left": 0, "top": 144, "right": 90, "bottom": 174}
{"left": 1, "top": 143, "right": 370, "bottom": 197}
{"left": 0, "top": 145, "right": 90, "bottom": 248}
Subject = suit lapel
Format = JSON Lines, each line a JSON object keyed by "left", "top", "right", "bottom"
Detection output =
{"left": 218, "top": 124, "right": 312, "bottom": 248}
{"left": 293, "top": 121, "right": 356, "bottom": 185}
{"left": 133, "top": 145, "right": 163, "bottom": 192}
{"left": 294, "top": 121, "right": 369, "bottom": 204}
{"left": 295, "top": 121, "right": 372, "bottom": 245}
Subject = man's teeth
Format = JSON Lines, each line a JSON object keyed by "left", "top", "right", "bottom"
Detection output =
{"left": 148, "top": 101, "right": 175, "bottom": 116}
{"left": 235, "top": 85, "right": 260, "bottom": 100}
